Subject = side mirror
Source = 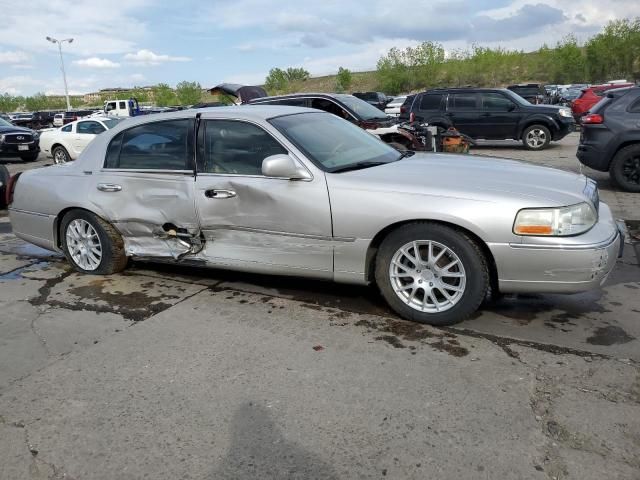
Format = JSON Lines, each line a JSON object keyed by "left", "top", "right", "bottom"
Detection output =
{"left": 262, "top": 154, "right": 312, "bottom": 180}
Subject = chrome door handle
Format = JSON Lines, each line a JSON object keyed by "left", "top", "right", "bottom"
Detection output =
{"left": 205, "top": 189, "right": 236, "bottom": 199}
{"left": 97, "top": 183, "right": 122, "bottom": 192}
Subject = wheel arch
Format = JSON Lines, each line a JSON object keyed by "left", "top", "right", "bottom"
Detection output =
{"left": 51, "top": 142, "right": 73, "bottom": 160}
{"left": 609, "top": 139, "right": 640, "bottom": 168}
{"left": 54, "top": 206, "right": 111, "bottom": 249}
{"left": 364, "top": 219, "right": 498, "bottom": 292}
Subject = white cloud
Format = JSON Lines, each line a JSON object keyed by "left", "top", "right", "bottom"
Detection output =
{"left": 124, "top": 49, "right": 191, "bottom": 66}
{"left": 0, "top": 50, "right": 30, "bottom": 64}
{"left": 0, "top": 0, "right": 150, "bottom": 55}
{"left": 73, "top": 57, "right": 120, "bottom": 68}
{"left": 0, "top": 75, "right": 42, "bottom": 95}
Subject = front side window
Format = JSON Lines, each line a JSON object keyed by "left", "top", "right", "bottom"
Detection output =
{"left": 480, "top": 93, "right": 515, "bottom": 112}
{"left": 106, "top": 102, "right": 116, "bottom": 112}
{"left": 200, "top": 120, "right": 287, "bottom": 175}
{"left": 61, "top": 124, "right": 73, "bottom": 133}
{"left": 310, "top": 98, "right": 351, "bottom": 119}
{"left": 77, "top": 121, "right": 106, "bottom": 135}
{"left": 104, "top": 119, "right": 191, "bottom": 170}
{"left": 449, "top": 93, "right": 478, "bottom": 110}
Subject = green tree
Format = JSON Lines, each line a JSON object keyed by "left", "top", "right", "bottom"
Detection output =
{"left": 265, "top": 67, "right": 311, "bottom": 94}
{"left": 175, "top": 81, "right": 202, "bottom": 106}
{"left": 152, "top": 83, "right": 176, "bottom": 106}
{"left": 335, "top": 67, "right": 352, "bottom": 92}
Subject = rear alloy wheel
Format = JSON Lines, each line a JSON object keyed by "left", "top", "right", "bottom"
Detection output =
{"left": 522, "top": 124, "right": 551, "bottom": 150}
{"left": 61, "top": 210, "right": 128, "bottom": 275}
{"left": 53, "top": 145, "right": 70, "bottom": 164}
{"left": 375, "top": 223, "right": 489, "bottom": 325}
{"left": 610, "top": 144, "right": 640, "bottom": 193}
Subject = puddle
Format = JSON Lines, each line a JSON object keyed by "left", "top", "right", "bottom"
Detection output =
{"left": 586, "top": 326, "right": 635, "bottom": 346}
{"left": 0, "top": 261, "right": 50, "bottom": 280}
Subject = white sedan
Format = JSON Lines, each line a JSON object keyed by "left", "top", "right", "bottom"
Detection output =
{"left": 40, "top": 117, "right": 124, "bottom": 164}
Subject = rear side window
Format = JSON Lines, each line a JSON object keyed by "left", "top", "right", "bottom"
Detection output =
{"left": 419, "top": 94, "right": 443, "bottom": 111}
{"left": 449, "top": 93, "right": 478, "bottom": 110}
{"left": 119, "top": 101, "right": 126, "bottom": 109}
{"left": 629, "top": 98, "right": 640, "bottom": 113}
{"left": 104, "top": 119, "right": 192, "bottom": 170}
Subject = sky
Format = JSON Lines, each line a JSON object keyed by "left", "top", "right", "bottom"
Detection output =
{"left": 0, "top": 0, "right": 638, "bottom": 96}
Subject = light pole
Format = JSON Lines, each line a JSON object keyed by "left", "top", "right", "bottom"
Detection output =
{"left": 46, "top": 36, "right": 73, "bottom": 111}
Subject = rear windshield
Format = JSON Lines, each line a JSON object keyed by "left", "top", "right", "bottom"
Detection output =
{"left": 509, "top": 87, "right": 542, "bottom": 96}
{"left": 332, "top": 94, "right": 389, "bottom": 120}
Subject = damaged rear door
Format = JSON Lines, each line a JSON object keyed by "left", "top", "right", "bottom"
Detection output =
{"left": 194, "top": 118, "right": 333, "bottom": 278}
{"left": 89, "top": 118, "right": 201, "bottom": 259}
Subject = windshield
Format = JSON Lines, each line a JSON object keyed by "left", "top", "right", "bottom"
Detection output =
{"left": 270, "top": 112, "right": 400, "bottom": 172}
{"left": 503, "top": 89, "right": 531, "bottom": 105}
{"left": 510, "top": 87, "right": 542, "bottom": 97}
{"left": 0, "top": 118, "right": 13, "bottom": 127}
{"left": 332, "top": 94, "right": 389, "bottom": 120}
{"left": 102, "top": 118, "right": 124, "bottom": 129}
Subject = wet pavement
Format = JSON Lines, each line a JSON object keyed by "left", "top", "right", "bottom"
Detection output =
{"left": 1, "top": 139, "right": 639, "bottom": 479}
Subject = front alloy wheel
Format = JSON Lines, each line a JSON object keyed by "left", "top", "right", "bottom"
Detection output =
{"left": 522, "top": 125, "right": 551, "bottom": 150}
{"left": 389, "top": 240, "right": 466, "bottom": 313}
{"left": 375, "top": 223, "right": 489, "bottom": 325}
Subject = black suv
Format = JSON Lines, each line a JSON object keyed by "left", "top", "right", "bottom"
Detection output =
{"left": 0, "top": 116, "right": 40, "bottom": 161}
{"left": 577, "top": 86, "right": 640, "bottom": 192}
{"left": 407, "top": 88, "right": 575, "bottom": 150}
{"left": 31, "top": 111, "right": 60, "bottom": 129}
{"left": 352, "top": 91, "right": 389, "bottom": 111}
{"left": 249, "top": 93, "right": 395, "bottom": 130}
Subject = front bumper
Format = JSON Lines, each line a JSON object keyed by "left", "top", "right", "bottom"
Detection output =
{"left": 489, "top": 203, "right": 622, "bottom": 294}
{"left": 0, "top": 141, "right": 40, "bottom": 156}
{"left": 553, "top": 118, "right": 576, "bottom": 140}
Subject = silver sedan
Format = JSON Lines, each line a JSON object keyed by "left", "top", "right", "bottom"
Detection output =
{"left": 7, "top": 106, "right": 622, "bottom": 325}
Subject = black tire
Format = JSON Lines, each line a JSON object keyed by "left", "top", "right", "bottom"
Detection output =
{"left": 60, "top": 210, "right": 128, "bottom": 275}
{"left": 52, "top": 145, "right": 70, "bottom": 164}
{"left": 522, "top": 124, "right": 551, "bottom": 150}
{"left": 0, "top": 165, "right": 9, "bottom": 209}
{"left": 19, "top": 151, "right": 39, "bottom": 162}
{"left": 610, "top": 144, "right": 640, "bottom": 193}
{"left": 374, "top": 222, "right": 489, "bottom": 326}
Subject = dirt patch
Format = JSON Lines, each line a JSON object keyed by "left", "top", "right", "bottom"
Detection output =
{"left": 355, "top": 318, "right": 468, "bottom": 357}
{"left": 586, "top": 326, "right": 635, "bottom": 346}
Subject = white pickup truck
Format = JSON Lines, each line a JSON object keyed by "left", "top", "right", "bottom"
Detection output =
{"left": 103, "top": 98, "right": 141, "bottom": 117}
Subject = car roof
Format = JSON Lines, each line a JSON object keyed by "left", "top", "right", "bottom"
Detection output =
{"left": 418, "top": 87, "right": 508, "bottom": 94}
{"left": 250, "top": 92, "right": 348, "bottom": 102}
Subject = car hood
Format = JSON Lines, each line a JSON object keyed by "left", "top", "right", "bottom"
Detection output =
{"left": 328, "top": 153, "right": 589, "bottom": 207}
{"left": 524, "top": 104, "right": 566, "bottom": 114}
{"left": 0, "top": 124, "right": 33, "bottom": 134}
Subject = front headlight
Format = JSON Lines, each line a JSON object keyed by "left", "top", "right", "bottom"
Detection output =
{"left": 0, "top": 134, "right": 4, "bottom": 143}
{"left": 32, "top": 131, "right": 40, "bottom": 139}
{"left": 558, "top": 107, "right": 573, "bottom": 118}
{"left": 514, "top": 202, "right": 597, "bottom": 236}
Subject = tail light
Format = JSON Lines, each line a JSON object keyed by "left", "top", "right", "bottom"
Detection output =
{"left": 400, "top": 105, "right": 407, "bottom": 114}
{"left": 581, "top": 113, "right": 604, "bottom": 124}
{"left": 409, "top": 112, "right": 415, "bottom": 123}
{"left": 5, "top": 172, "right": 22, "bottom": 206}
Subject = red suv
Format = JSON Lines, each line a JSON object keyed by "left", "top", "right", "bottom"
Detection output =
{"left": 571, "top": 83, "right": 634, "bottom": 119}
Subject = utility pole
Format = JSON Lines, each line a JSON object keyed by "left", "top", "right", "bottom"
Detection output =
{"left": 46, "top": 36, "right": 74, "bottom": 111}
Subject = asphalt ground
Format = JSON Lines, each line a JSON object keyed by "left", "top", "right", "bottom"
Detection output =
{"left": 1, "top": 133, "right": 639, "bottom": 479}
